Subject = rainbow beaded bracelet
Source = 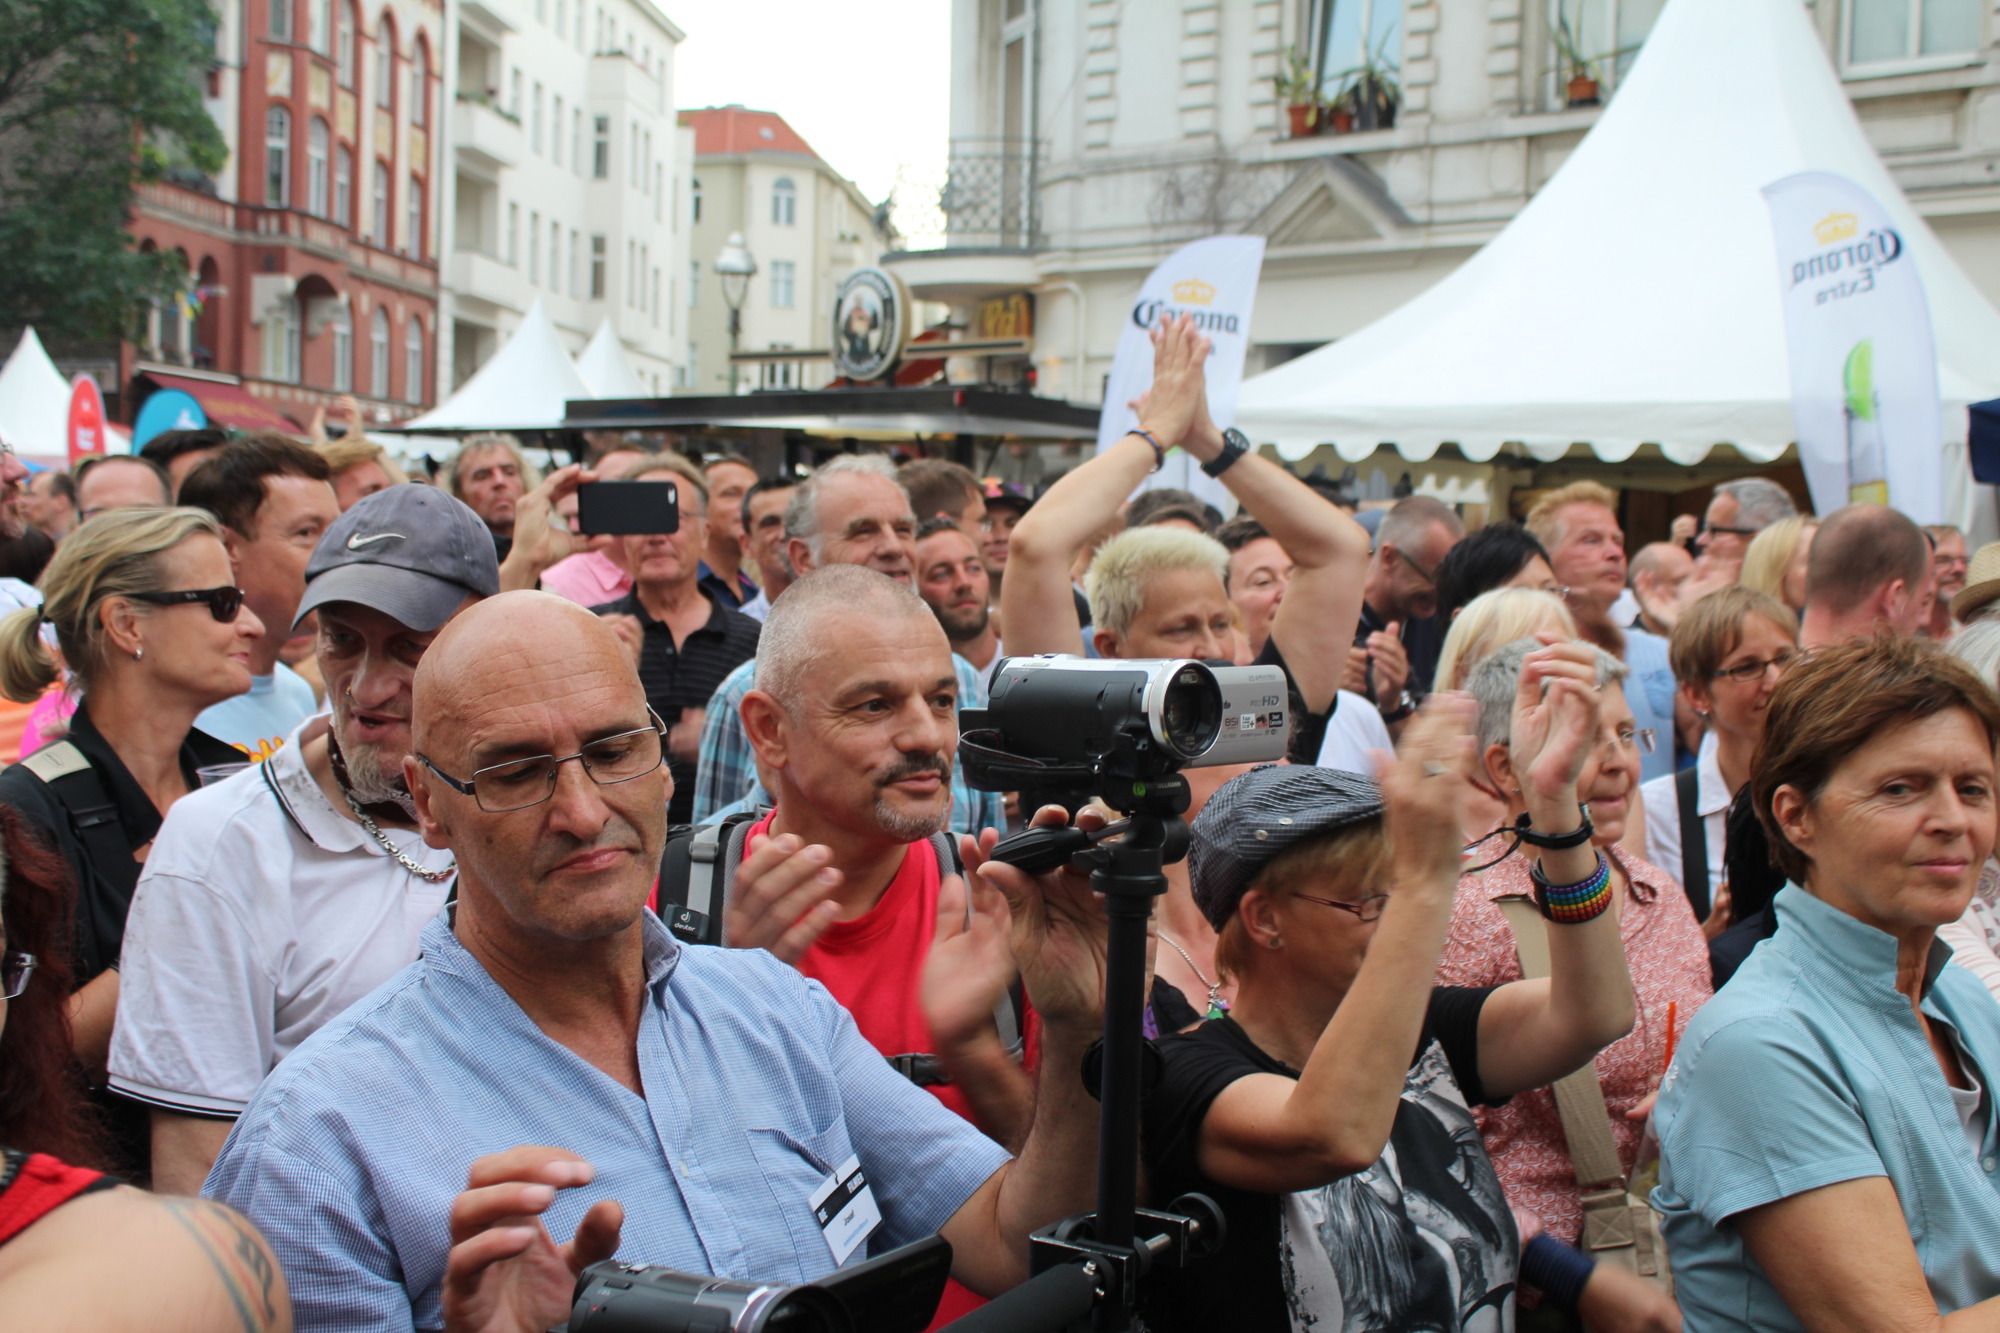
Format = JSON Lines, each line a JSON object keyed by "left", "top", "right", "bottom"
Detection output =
{"left": 1530, "top": 849, "right": 1613, "bottom": 924}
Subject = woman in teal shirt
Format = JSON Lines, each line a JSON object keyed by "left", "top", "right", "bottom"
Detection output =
{"left": 1653, "top": 635, "right": 2000, "bottom": 1330}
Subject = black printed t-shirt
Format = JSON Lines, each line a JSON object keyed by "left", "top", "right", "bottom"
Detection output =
{"left": 1140, "top": 989, "right": 1516, "bottom": 1333}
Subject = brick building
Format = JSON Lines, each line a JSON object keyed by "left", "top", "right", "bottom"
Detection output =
{"left": 124, "top": 0, "right": 445, "bottom": 432}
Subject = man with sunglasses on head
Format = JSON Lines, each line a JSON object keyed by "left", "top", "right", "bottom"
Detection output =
{"left": 110, "top": 486, "right": 500, "bottom": 1195}
{"left": 1343, "top": 495, "right": 1464, "bottom": 729}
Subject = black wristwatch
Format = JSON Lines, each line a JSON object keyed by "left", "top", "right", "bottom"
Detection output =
{"left": 1379, "top": 689, "right": 1415, "bottom": 723}
{"left": 1201, "top": 427, "right": 1250, "bottom": 478}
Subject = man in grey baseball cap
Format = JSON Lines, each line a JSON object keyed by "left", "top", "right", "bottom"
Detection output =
{"left": 111, "top": 484, "right": 500, "bottom": 1194}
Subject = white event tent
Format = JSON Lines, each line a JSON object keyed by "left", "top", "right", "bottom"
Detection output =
{"left": 576, "top": 320, "right": 650, "bottom": 399}
{"left": 1235, "top": 0, "right": 2000, "bottom": 528}
{"left": 0, "top": 327, "right": 74, "bottom": 459}
{"left": 402, "top": 299, "right": 594, "bottom": 434}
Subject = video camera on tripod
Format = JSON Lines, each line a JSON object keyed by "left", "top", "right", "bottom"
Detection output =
{"left": 565, "top": 656, "right": 1287, "bottom": 1333}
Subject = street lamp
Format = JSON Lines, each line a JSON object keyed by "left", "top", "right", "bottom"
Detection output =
{"left": 714, "top": 231, "right": 757, "bottom": 395}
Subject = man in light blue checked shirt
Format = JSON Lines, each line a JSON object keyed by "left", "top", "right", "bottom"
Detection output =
{"left": 204, "top": 593, "right": 1106, "bottom": 1333}
{"left": 691, "top": 452, "right": 1004, "bottom": 834}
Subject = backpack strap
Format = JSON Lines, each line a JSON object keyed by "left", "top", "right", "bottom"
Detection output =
{"left": 926, "top": 828, "right": 1026, "bottom": 1060}
{"left": 20, "top": 741, "right": 139, "bottom": 975}
{"left": 656, "top": 809, "right": 764, "bottom": 946}
{"left": 1675, "top": 764, "right": 1710, "bottom": 920}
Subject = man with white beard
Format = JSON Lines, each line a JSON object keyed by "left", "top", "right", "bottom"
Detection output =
{"left": 109, "top": 486, "right": 499, "bottom": 1193}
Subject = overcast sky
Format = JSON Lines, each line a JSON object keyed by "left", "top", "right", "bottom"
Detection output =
{"left": 669, "top": 0, "right": 951, "bottom": 206}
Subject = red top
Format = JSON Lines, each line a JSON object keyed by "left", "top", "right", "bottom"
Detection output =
{"left": 747, "top": 811, "right": 975, "bottom": 1121}
{"left": 0, "top": 1150, "right": 111, "bottom": 1245}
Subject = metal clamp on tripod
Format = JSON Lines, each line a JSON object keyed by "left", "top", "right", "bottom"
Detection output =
{"left": 942, "top": 655, "right": 1291, "bottom": 1332}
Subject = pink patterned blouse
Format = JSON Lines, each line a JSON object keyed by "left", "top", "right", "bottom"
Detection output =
{"left": 1435, "top": 845, "right": 1714, "bottom": 1244}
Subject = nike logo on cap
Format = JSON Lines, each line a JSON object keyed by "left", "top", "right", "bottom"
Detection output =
{"left": 346, "top": 532, "right": 404, "bottom": 550}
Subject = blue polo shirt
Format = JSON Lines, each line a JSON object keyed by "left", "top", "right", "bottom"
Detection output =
{"left": 1652, "top": 885, "right": 2000, "bottom": 1331}
{"left": 205, "top": 911, "right": 1010, "bottom": 1333}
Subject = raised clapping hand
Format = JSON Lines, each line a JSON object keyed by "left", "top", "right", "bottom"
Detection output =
{"left": 972, "top": 805, "right": 1112, "bottom": 1030}
{"left": 498, "top": 463, "right": 593, "bottom": 592}
{"left": 1375, "top": 693, "right": 1480, "bottom": 886}
{"left": 920, "top": 830, "right": 1018, "bottom": 1047}
{"left": 442, "top": 1147, "right": 624, "bottom": 1333}
{"left": 722, "top": 831, "right": 844, "bottom": 963}
{"left": 1508, "top": 637, "right": 1603, "bottom": 815}
{"left": 1135, "top": 315, "right": 1213, "bottom": 456}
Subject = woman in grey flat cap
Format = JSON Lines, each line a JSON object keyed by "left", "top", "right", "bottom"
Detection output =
{"left": 1138, "top": 642, "right": 1655, "bottom": 1333}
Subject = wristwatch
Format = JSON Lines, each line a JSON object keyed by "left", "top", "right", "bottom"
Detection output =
{"left": 1379, "top": 689, "right": 1416, "bottom": 723}
{"left": 1201, "top": 427, "right": 1250, "bottom": 478}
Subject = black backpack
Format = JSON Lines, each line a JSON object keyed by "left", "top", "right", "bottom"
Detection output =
{"left": 656, "top": 811, "right": 1024, "bottom": 1087}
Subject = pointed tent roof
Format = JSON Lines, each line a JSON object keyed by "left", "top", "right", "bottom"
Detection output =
{"left": 576, "top": 320, "right": 650, "bottom": 399}
{"left": 1235, "top": 0, "right": 2000, "bottom": 468}
{"left": 403, "top": 299, "right": 593, "bottom": 432}
{"left": 0, "top": 328, "right": 74, "bottom": 457}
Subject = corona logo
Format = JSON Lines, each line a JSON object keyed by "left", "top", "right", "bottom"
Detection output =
{"left": 1171, "top": 278, "right": 1216, "bottom": 305}
{"left": 1813, "top": 211, "right": 1859, "bottom": 245}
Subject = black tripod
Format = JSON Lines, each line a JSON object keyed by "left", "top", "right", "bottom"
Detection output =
{"left": 940, "top": 784, "right": 1225, "bottom": 1333}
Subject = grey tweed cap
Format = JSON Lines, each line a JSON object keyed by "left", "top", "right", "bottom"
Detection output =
{"left": 1188, "top": 764, "right": 1386, "bottom": 929}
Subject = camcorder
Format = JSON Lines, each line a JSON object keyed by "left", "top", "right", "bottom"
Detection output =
{"left": 959, "top": 656, "right": 1291, "bottom": 815}
{"left": 565, "top": 1235, "right": 951, "bottom": 1333}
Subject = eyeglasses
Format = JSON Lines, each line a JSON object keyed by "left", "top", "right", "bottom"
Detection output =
{"left": 1711, "top": 650, "right": 1795, "bottom": 685}
{"left": 418, "top": 710, "right": 667, "bottom": 813}
{"left": 2, "top": 950, "right": 34, "bottom": 1000}
{"left": 127, "top": 585, "right": 246, "bottom": 622}
{"left": 1610, "top": 727, "right": 1657, "bottom": 756}
{"left": 1393, "top": 547, "right": 1437, "bottom": 587}
{"left": 1294, "top": 892, "right": 1390, "bottom": 922}
{"left": 1703, "top": 524, "right": 1760, "bottom": 539}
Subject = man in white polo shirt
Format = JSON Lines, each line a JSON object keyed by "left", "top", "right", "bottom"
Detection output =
{"left": 108, "top": 485, "right": 500, "bottom": 1193}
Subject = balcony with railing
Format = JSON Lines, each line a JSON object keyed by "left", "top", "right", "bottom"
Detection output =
{"left": 882, "top": 139, "right": 1044, "bottom": 302}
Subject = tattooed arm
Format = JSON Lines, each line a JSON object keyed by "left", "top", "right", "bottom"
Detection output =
{"left": 0, "top": 1188, "right": 291, "bottom": 1332}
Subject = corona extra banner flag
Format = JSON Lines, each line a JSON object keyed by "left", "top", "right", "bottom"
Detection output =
{"left": 1096, "top": 235, "right": 1266, "bottom": 511}
{"left": 65, "top": 374, "right": 107, "bottom": 467}
{"left": 1763, "top": 171, "right": 1944, "bottom": 522}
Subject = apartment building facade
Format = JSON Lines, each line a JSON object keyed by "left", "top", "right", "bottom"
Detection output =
{"left": 682, "top": 106, "right": 888, "bottom": 394}
{"left": 125, "top": 0, "right": 446, "bottom": 429}
{"left": 439, "top": 0, "right": 691, "bottom": 396}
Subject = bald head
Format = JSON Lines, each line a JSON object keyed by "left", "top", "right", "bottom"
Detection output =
{"left": 413, "top": 591, "right": 641, "bottom": 755}
{"left": 757, "top": 565, "right": 940, "bottom": 717}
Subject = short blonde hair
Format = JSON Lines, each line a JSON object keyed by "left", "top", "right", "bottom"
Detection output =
{"left": 1085, "top": 525, "right": 1228, "bottom": 641}
{"left": 1433, "top": 587, "right": 1578, "bottom": 693}
{"left": 316, "top": 436, "right": 408, "bottom": 486}
{"left": 1740, "top": 516, "right": 1815, "bottom": 605}
{"left": 0, "top": 507, "right": 224, "bottom": 702}
{"left": 1525, "top": 481, "right": 1619, "bottom": 549}
{"left": 619, "top": 452, "right": 709, "bottom": 510}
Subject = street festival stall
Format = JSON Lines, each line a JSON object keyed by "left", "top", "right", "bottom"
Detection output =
{"left": 0, "top": 327, "right": 81, "bottom": 462}
{"left": 1235, "top": 0, "right": 2000, "bottom": 541}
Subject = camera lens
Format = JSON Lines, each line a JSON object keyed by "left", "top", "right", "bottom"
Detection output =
{"left": 1152, "top": 663, "right": 1223, "bottom": 762}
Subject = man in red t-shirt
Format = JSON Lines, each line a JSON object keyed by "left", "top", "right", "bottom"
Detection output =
{"left": 725, "top": 564, "right": 1057, "bottom": 1327}
{"left": 726, "top": 565, "right": 1031, "bottom": 1142}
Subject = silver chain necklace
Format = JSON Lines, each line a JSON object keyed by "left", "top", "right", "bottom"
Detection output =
{"left": 339, "top": 787, "right": 456, "bottom": 883}
{"left": 1157, "top": 930, "right": 1230, "bottom": 1020}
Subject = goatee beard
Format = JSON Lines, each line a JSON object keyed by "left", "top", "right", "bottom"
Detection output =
{"left": 343, "top": 737, "right": 417, "bottom": 817}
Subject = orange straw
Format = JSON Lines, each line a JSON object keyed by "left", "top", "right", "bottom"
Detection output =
{"left": 1661, "top": 1001, "right": 1680, "bottom": 1076}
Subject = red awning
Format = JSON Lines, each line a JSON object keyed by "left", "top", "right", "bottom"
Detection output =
{"left": 140, "top": 372, "right": 302, "bottom": 435}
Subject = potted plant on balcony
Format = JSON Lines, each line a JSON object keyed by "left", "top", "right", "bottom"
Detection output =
{"left": 1274, "top": 46, "right": 1322, "bottom": 138}
{"left": 1551, "top": 8, "right": 1639, "bottom": 108}
{"left": 1330, "top": 34, "right": 1400, "bottom": 133}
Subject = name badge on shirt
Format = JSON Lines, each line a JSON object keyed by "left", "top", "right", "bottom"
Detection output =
{"left": 809, "top": 1154, "right": 881, "bottom": 1264}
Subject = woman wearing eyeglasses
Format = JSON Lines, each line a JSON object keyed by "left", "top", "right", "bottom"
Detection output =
{"left": 1641, "top": 587, "right": 1798, "bottom": 939}
{"left": 1139, "top": 667, "right": 1650, "bottom": 1333}
{"left": 0, "top": 509, "right": 258, "bottom": 1130}
{"left": 1436, "top": 636, "right": 1711, "bottom": 1333}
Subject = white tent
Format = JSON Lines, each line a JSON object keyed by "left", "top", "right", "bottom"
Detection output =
{"left": 402, "top": 298, "right": 593, "bottom": 432}
{"left": 576, "top": 320, "right": 650, "bottom": 399}
{"left": 1235, "top": 0, "right": 2000, "bottom": 495}
{"left": 0, "top": 327, "right": 73, "bottom": 458}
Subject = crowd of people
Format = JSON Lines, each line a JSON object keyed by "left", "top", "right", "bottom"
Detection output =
{"left": 2, "top": 314, "right": 1999, "bottom": 1333}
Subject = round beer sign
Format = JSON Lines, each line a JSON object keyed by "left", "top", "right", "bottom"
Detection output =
{"left": 830, "top": 268, "right": 909, "bottom": 382}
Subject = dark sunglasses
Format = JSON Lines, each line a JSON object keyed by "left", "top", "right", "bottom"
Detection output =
{"left": 128, "top": 585, "right": 246, "bottom": 622}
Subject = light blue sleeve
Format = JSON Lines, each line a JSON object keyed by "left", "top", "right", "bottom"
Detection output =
{"left": 807, "top": 978, "right": 1011, "bottom": 1250}
{"left": 1654, "top": 1013, "right": 1885, "bottom": 1227}
{"left": 206, "top": 1139, "right": 420, "bottom": 1333}
{"left": 694, "top": 661, "right": 759, "bottom": 823}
